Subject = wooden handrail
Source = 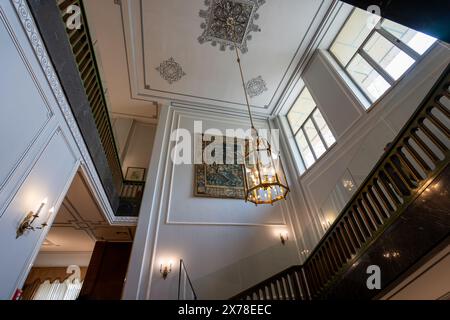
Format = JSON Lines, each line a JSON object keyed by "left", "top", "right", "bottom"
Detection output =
{"left": 232, "top": 63, "right": 450, "bottom": 300}
{"left": 178, "top": 260, "right": 198, "bottom": 300}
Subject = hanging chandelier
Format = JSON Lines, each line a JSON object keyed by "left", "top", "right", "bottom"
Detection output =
{"left": 228, "top": 18, "right": 290, "bottom": 205}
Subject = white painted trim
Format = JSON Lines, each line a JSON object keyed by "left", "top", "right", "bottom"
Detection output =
{"left": 10, "top": 0, "right": 134, "bottom": 226}
{"left": 272, "top": 0, "right": 343, "bottom": 116}
{"left": 120, "top": 0, "right": 337, "bottom": 116}
{"left": 122, "top": 106, "right": 173, "bottom": 299}
{"left": 162, "top": 111, "right": 287, "bottom": 227}
{"left": 0, "top": 6, "right": 54, "bottom": 196}
{"left": 14, "top": 131, "right": 81, "bottom": 296}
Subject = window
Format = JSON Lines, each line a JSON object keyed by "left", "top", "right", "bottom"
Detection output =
{"left": 330, "top": 8, "right": 436, "bottom": 106}
{"left": 287, "top": 87, "right": 336, "bottom": 169}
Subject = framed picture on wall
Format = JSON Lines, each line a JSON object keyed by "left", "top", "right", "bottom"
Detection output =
{"left": 194, "top": 134, "right": 246, "bottom": 200}
{"left": 125, "top": 167, "right": 146, "bottom": 182}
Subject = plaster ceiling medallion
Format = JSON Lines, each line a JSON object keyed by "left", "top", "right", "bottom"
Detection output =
{"left": 198, "top": 0, "right": 266, "bottom": 53}
{"left": 246, "top": 76, "right": 267, "bottom": 98}
{"left": 156, "top": 57, "right": 186, "bottom": 84}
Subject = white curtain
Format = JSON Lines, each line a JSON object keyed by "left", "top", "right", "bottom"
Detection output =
{"left": 32, "top": 279, "right": 83, "bottom": 300}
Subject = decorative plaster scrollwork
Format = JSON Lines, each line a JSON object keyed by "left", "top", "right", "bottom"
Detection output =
{"left": 156, "top": 57, "right": 186, "bottom": 84}
{"left": 198, "top": 0, "right": 265, "bottom": 53}
{"left": 246, "top": 76, "right": 267, "bottom": 98}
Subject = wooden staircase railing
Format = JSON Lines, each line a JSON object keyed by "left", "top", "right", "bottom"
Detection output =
{"left": 58, "top": 0, "right": 123, "bottom": 191}
{"left": 231, "top": 266, "right": 308, "bottom": 300}
{"left": 232, "top": 63, "right": 450, "bottom": 300}
{"left": 57, "top": 0, "right": 146, "bottom": 216}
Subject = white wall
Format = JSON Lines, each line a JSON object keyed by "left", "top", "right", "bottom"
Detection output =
{"left": 112, "top": 117, "right": 133, "bottom": 160}
{"left": 112, "top": 118, "right": 156, "bottom": 178}
{"left": 0, "top": 1, "right": 114, "bottom": 299}
{"left": 33, "top": 252, "right": 93, "bottom": 268}
{"left": 278, "top": 43, "right": 450, "bottom": 252}
{"left": 123, "top": 105, "right": 302, "bottom": 300}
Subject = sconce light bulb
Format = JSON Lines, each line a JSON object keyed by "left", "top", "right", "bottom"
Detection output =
{"left": 42, "top": 198, "right": 48, "bottom": 205}
{"left": 280, "top": 231, "right": 288, "bottom": 245}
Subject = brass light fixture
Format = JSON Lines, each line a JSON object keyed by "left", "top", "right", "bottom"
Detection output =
{"left": 16, "top": 198, "right": 53, "bottom": 239}
{"left": 160, "top": 261, "right": 173, "bottom": 280}
{"left": 228, "top": 18, "right": 290, "bottom": 205}
{"left": 280, "top": 231, "right": 289, "bottom": 245}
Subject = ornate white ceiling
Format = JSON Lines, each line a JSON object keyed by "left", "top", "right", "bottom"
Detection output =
{"left": 85, "top": 0, "right": 335, "bottom": 117}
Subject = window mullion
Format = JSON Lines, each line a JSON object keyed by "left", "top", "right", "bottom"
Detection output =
{"left": 359, "top": 48, "right": 395, "bottom": 85}
{"left": 310, "top": 108, "right": 328, "bottom": 148}
{"left": 293, "top": 132, "right": 308, "bottom": 171}
{"left": 377, "top": 28, "right": 421, "bottom": 60}
{"left": 344, "top": 51, "right": 359, "bottom": 69}
{"left": 343, "top": 29, "right": 376, "bottom": 69}
{"left": 302, "top": 126, "right": 317, "bottom": 160}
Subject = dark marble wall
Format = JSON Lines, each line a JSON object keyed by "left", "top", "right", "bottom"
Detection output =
{"left": 27, "top": 0, "right": 120, "bottom": 212}
{"left": 323, "top": 165, "right": 450, "bottom": 300}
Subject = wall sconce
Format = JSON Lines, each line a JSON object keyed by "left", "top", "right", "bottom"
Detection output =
{"left": 279, "top": 231, "right": 289, "bottom": 245}
{"left": 383, "top": 251, "right": 400, "bottom": 259}
{"left": 300, "top": 249, "right": 310, "bottom": 256}
{"left": 342, "top": 179, "right": 355, "bottom": 192}
{"left": 16, "top": 198, "right": 53, "bottom": 239}
{"left": 160, "top": 260, "right": 173, "bottom": 280}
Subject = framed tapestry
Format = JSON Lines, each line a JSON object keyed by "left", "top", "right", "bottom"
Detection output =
{"left": 194, "top": 135, "right": 246, "bottom": 199}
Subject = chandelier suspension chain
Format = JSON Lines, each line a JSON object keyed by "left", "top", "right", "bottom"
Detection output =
{"left": 229, "top": 20, "right": 256, "bottom": 130}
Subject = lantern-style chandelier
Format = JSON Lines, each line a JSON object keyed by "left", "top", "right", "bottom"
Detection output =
{"left": 228, "top": 18, "right": 290, "bottom": 205}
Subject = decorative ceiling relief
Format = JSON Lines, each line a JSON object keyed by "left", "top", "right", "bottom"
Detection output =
{"left": 156, "top": 57, "right": 186, "bottom": 84}
{"left": 198, "top": 0, "right": 266, "bottom": 53}
{"left": 246, "top": 76, "right": 267, "bottom": 98}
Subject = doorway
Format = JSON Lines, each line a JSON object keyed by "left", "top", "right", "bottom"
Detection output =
{"left": 20, "top": 170, "right": 135, "bottom": 300}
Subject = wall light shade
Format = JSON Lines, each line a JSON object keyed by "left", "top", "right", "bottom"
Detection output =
{"left": 160, "top": 260, "right": 173, "bottom": 280}
{"left": 243, "top": 134, "right": 290, "bottom": 205}
{"left": 16, "top": 198, "right": 51, "bottom": 239}
{"left": 279, "top": 231, "right": 289, "bottom": 245}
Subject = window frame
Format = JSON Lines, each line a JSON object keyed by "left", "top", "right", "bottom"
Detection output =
{"left": 329, "top": 8, "right": 437, "bottom": 109}
{"left": 286, "top": 88, "right": 336, "bottom": 171}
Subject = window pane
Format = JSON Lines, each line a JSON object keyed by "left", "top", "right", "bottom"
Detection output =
{"left": 304, "top": 119, "right": 326, "bottom": 158}
{"left": 381, "top": 19, "right": 436, "bottom": 55}
{"left": 363, "top": 32, "right": 415, "bottom": 80}
{"left": 288, "top": 87, "right": 316, "bottom": 133}
{"left": 313, "top": 109, "right": 336, "bottom": 148}
{"left": 295, "top": 130, "right": 315, "bottom": 168}
{"left": 346, "top": 54, "right": 391, "bottom": 102}
{"left": 330, "top": 8, "right": 381, "bottom": 66}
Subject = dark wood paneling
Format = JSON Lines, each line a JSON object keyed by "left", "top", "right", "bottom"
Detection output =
{"left": 79, "top": 242, "right": 132, "bottom": 300}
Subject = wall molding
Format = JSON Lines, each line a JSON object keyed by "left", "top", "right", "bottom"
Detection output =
{"left": 301, "top": 45, "right": 450, "bottom": 218}
{"left": 0, "top": 5, "right": 53, "bottom": 202}
{"left": 162, "top": 108, "right": 287, "bottom": 227}
{"left": 15, "top": 128, "right": 80, "bottom": 297}
{"left": 272, "top": 0, "right": 342, "bottom": 116}
{"left": 120, "top": 0, "right": 332, "bottom": 116}
{"left": 10, "top": 0, "right": 134, "bottom": 225}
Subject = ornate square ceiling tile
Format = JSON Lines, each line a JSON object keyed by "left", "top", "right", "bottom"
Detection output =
{"left": 198, "top": 0, "right": 266, "bottom": 53}
{"left": 156, "top": 57, "right": 186, "bottom": 84}
{"left": 246, "top": 76, "right": 267, "bottom": 98}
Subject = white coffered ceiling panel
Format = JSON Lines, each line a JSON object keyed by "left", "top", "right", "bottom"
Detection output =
{"left": 42, "top": 173, "right": 135, "bottom": 253}
{"left": 108, "top": 0, "right": 335, "bottom": 116}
